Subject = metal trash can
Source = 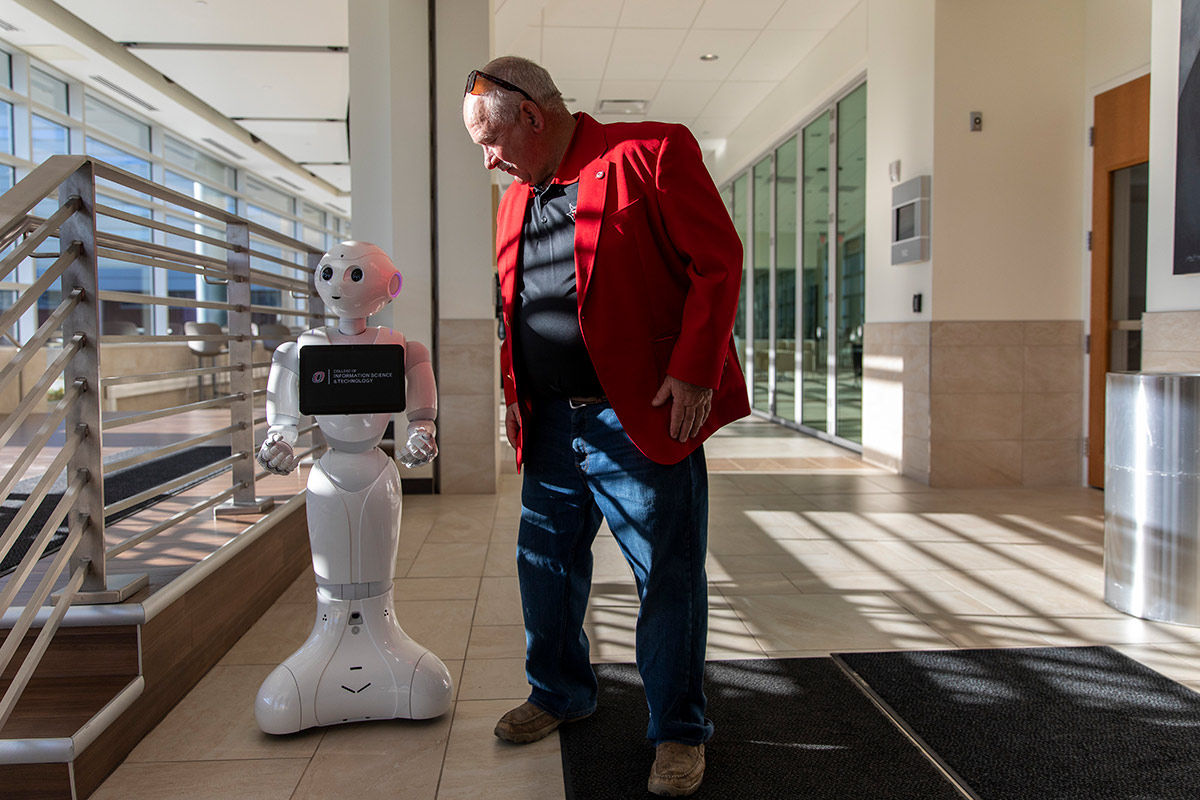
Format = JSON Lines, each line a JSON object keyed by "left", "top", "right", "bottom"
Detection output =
{"left": 1105, "top": 372, "right": 1200, "bottom": 626}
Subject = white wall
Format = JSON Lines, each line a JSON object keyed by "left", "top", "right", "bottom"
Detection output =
{"left": 931, "top": 0, "right": 1087, "bottom": 322}
{"left": 1086, "top": 0, "right": 1153, "bottom": 90}
{"left": 864, "top": 0, "right": 936, "bottom": 324}
{"left": 1145, "top": 0, "right": 1200, "bottom": 312}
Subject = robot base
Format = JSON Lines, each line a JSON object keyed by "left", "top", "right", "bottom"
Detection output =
{"left": 256, "top": 586, "right": 452, "bottom": 734}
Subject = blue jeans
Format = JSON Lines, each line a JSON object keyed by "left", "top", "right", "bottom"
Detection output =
{"left": 517, "top": 397, "right": 713, "bottom": 745}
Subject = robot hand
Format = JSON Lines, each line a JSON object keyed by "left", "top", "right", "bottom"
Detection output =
{"left": 397, "top": 420, "right": 438, "bottom": 469}
{"left": 258, "top": 432, "right": 299, "bottom": 475}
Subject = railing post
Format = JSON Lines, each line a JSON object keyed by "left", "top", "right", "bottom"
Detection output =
{"left": 60, "top": 160, "right": 147, "bottom": 603}
{"left": 216, "top": 221, "right": 273, "bottom": 516}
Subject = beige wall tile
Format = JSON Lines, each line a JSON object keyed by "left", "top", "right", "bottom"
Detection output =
{"left": 1143, "top": 310, "right": 1200, "bottom": 354}
{"left": 931, "top": 345, "right": 1024, "bottom": 394}
{"left": 440, "top": 318, "right": 496, "bottom": 346}
{"left": 930, "top": 441, "right": 1022, "bottom": 487}
{"left": 1022, "top": 439, "right": 1082, "bottom": 486}
{"left": 1023, "top": 321, "right": 1082, "bottom": 347}
{"left": 904, "top": 389, "right": 930, "bottom": 440}
{"left": 438, "top": 395, "right": 501, "bottom": 444}
{"left": 1023, "top": 392, "right": 1082, "bottom": 440}
{"left": 902, "top": 436, "right": 930, "bottom": 483}
{"left": 1141, "top": 351, "right": 1200, "bottom": 372}
{"left": 438, "top": 342, "right": 496, "bottom": 396}
{"left": 932, "top": 321, "right": 1023, "bottom": 346}
{"left": 902, "top": 344, "right": 931, "bottom": 393}
{"left": 439, "top": 442, "right": 500, "bottom": 494}
{"left": 1024, "top": 345, "right": 1083, "bottom": 392}
{"left": 930, "top": 393, "right": 1021, "bottom": 441}
{"left": 866, "top": 321, "right": 930, "bottom": 347}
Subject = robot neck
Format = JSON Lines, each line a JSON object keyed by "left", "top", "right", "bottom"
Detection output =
{"left": 337, "top": 317, "right": 367, "bottom": 336}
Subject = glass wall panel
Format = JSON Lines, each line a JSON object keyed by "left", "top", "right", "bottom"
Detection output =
{"left": 0, "top": 99, "right": 11, "bottom": 156}
{"left": 164, "top": 135, "right": 237, "bottom": 189}
{"left": 835, "top": 84, "right": 867, "bottom": 444}
{"left": 774, "top": 136, "right": 798, "bottom": 422}
{"left": 32, "top": 114, "right": 68, "bottom": 162}
{"left": 246, "top": 176, "right": 292, "bottom": 214}
{"left": 85, "top": 96, "right": 151, "bottom": 151}
{"left": 165, "top": 169, "right": 237, "bottom": 212}
{"left": 30, "top": 68, "right": 68, "bottom": 113}
{"left": 751, "top": 156, "right": 772, "bottom": 413}
{"left": 730, "top": 173, "right": 749, "bottom": 374}
{"left": 801, "top": 113, "right": 830, "bottom": 432}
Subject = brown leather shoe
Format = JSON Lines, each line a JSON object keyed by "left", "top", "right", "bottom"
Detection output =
{"left": 494, "top": 701, "right": 590, "bottom": 744}
{"left": 647, "top": 742, "right": 705, "bottom": 797}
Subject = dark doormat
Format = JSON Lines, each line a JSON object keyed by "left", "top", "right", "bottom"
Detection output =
{"left": 1, "top": 445, "right": 233, "bottom": 575}
{"left": 558, "top": 658, "right": 963, "bottom": 800}
{"left": 835, "top": 645, "right": 1200, "bottom": 800}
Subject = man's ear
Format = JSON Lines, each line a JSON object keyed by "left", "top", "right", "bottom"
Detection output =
{"left": 522, "top": 100, "right": 545, "bottom": 133}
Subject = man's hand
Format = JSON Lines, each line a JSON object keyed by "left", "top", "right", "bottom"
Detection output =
{"left": 651, "top": 375, "right": 713, "bottom": 442}
{"left": 257, "top": 432, "right": 299, "bottom": 476}
{"left": 504, "top": 402, "right": 522, "bottom": 450}
{"left": 398, "top": 420, "right": 438, "bottom": 468}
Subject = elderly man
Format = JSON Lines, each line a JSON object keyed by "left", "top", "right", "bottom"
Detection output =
{"left": 462, "top": 56, "right": 748, "bottom": 797}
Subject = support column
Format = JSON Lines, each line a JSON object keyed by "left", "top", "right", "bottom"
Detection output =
{"left": 349, "top": 0, "right": 498, "bottom": 494}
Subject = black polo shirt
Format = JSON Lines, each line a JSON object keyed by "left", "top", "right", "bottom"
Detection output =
{"left": 513, "top": 181, "right": 604, "bottom": 399}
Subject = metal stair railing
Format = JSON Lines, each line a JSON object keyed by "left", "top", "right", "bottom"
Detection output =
{"left": 0, "top": 154, "right": 330, "bottom": 733}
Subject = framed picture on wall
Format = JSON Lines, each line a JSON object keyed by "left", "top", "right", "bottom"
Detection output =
{"left": 1174, "top": 0, "right": 1200, "bottom": 274}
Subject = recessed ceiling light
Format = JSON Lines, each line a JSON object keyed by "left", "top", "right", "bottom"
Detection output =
{"left": 699, "top": 53, "right": 719, "bottom": 62}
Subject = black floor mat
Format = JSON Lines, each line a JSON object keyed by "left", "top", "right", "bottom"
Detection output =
{"left": 836, "top": 646, "right": 1200, "bottom": 800}
{"left": 0, "top": 445, "right": 233, "bottom": 575}
{"left": 558, "top": 658, "right": 962, "bottom": 800}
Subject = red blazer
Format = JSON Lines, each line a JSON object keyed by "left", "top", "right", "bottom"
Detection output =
{"left": 496, "top": 113, "right": 750, "bottom": 466}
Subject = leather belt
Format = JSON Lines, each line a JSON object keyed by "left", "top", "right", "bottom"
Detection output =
{"left": 567, "top": 395, "right": 607, "bottom": 409}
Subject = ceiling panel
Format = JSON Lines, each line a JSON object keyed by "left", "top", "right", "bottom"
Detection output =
{"left": 542, "top": 0, "right": 623, "bottom": 28}
{"left": 597, "top": 79, "right": 661, "bottom": 105}
{"left": 238, "top": 120, "right": 348, "bottom": 163}
{"left": 131, "top": 50, "right": 349, "bottom": 118}
{"left": 665, "top": 29, "right": 757, "bottom": 81}
{"left": 648, "top": 80, "right": 720, "bottom": 118}
{"left": 769, "top": 0, "right": 859, "bottom": 30}
{"left": 57, "top": 0, "right": 349, "bottom": 46}
{"left": 306, "top": 164, "right": 351, "bottom": 193}
{"left": 555, "top": 79, "right": 601, "bottom": 114}
{"left": 689, "top": 115, "right": 741, "bottom": 138}
{"left": 602, "top": 28, "right": 687, "bottom": 82}
{"left": 698, "top": 81, "right": 776, "bottom": 121}
{"left": 615, "top": 0, "right": 704, "bottom": 29}
{"left": 727, "top": 29, "right": 823, "bottom": 82}
{"left": 692, "top": 0, "right": 787, "bottom": 30}
{"left": 540, "top": 27, "right": 614, "bottom": 81}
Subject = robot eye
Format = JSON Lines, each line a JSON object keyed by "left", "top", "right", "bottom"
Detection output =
{"left": 350, "top": 268, "right": 364, "bottom": 282}
{"left": 320, "top": 266, "right": 333, "bottom": 281}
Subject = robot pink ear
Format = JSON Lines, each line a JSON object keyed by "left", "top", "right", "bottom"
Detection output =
{"left": 389, "top": 272, "right": 402, "bottom": 297}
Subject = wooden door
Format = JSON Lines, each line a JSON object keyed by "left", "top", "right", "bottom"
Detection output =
{"left": 1088, "top": 74, "right": 1150, "bottom": 488}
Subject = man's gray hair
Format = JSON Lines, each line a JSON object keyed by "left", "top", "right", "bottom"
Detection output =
{"left": 476, "top": 56, "right": 568, "bottom": 124}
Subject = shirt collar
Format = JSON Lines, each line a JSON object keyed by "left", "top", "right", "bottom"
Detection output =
{"left": 531, "top": 113, "right": 605, "bottom": 190}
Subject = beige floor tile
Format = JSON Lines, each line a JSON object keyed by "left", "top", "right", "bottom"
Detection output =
{"left": 1110, "top": 644, "right": 1200, "bottom": 684}
{"left": 392, "top": 576, "right": 481, "bottom": 602}
{"left": 467, "top": 624, "right": 527, "bottom": 660}
{"left": 1025, "top": 614, "right": 1200, "bottom": 647}
{"left": 484, "top": 539, "right": 519, "bottom": 576}
{"left": 292, "top": 716, "right": 453, "bottom": 800}
{"left": 458, "top": 657, "right": 530, "bottom": 701}
{"left": 786, "top": 570, "right": 959, "bottom": 594}
{"left": 885, "top": 589, "right": 1006, "bottom": 617}
{"left": 916, "top": 615, "right": 1057, "bottom": 648}
{"left": 93, "top": 759, "right": 310, "bottom": 800}
{"left": 408, "top": 541, "right": 489, "bottom": 577}
{"left": 725, "top": 592, "right": 952, "bottom": 652}
{"left": 127, "top": 664, "right": 325, "bottom": 762}
{"left": 474, "top": 576, "right": 524, "bottom": 626}
{"left": 393, "top": 599, "right": 476, "bottom": 659}
{"left": 937, "top": 568, "right": 1112, "bottom": 617}
{"left": 436, "top": 699, "right": 565, "bottom": 800}
{"left": 712, "top": 572, "right": 800, "bottom": 596}
{"left": 220, "top": 602, "right": 314, "bottom": 666}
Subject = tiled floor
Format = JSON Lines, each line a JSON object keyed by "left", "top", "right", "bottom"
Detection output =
{"left": 91, "top": 417, "right": 1200, "bottom": 799}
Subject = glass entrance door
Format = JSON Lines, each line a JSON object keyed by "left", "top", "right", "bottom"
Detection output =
{"left": 834, "top": 84, "right": 866, "bottom": 444}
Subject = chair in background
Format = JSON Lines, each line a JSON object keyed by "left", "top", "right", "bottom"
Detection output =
{"left": 105, "top": 320, "right": 140, "bottom": 336}
{"left": 184, "top": 320, "right": 227, "bottom": 399}
{"left": 252, "top": 322, "right": 293, "bottom": 353}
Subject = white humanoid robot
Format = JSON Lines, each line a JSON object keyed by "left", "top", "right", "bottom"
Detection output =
{"left": 254, "top": 240, "right": 452, "bottom": 734}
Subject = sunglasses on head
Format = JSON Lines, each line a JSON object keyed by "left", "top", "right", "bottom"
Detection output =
{"left": 464, "top": 69, "right": 535, "bottom": 104}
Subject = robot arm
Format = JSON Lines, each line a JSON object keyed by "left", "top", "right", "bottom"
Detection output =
{"left": 258, "top": 341, "right": 302, "bottom": 475}
{"left": 397, "top": 340, "right": 438, "bottom": 469}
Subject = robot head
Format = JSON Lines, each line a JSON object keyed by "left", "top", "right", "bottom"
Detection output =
{"left": 315, "top": 241, "right": 402, "bottom": 319}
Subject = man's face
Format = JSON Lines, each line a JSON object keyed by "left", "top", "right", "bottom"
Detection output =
{"left": 463, "top": 95, "right": 540, "bottom": 185}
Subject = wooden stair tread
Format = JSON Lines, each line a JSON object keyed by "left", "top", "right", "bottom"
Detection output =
{"left": 0, "top": 675, "right": 137, "bottom": 739}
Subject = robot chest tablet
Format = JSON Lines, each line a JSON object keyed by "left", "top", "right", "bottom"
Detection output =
{"left": 299, "top": 343, "right": 406, "bottom": 416}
